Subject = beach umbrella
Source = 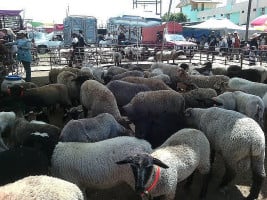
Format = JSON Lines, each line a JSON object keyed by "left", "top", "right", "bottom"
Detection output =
{"left": 250, "top": 15, "right": 267, "bottom": 32}
{"left": 251, "top": 15, "right": 267, "bottom": 26}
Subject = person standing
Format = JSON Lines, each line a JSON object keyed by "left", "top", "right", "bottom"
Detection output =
{"left": 104, "top": 32, "right": 113, "bottom": 46}
{"left": 231, "top": 31, "right": 240, "bottom": 60}
{"left": 69, "top": 33, "right": 79, "bottom": 67}
{"left": 77, "top": 30, "right": 86, "bottom": 63}
{"left": 226, "top": 33, "right": 233, "bottom": 59}
{"left": 118, "top": 32, "right": 126, "bottom": 46}
{"left": 9, "top": 30, "right": 32, "bottom": 82}
{"left": 207, "top": 31, "right": 217, "bottom": 60}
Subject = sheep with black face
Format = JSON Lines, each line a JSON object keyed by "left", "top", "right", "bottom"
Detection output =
{"left": 117, "top": 128, "right": 211, "bottom": 200}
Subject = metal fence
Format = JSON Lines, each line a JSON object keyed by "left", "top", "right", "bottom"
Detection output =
{"left": 3, "top": 45, "right": 266, "bottom": 75}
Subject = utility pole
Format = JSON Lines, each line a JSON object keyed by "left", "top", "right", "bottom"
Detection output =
{"left": 245, "top": 0, "right": 252, "bottom": 42}
{"left": 167, "top": 0, "right": 173, "bottom": 20}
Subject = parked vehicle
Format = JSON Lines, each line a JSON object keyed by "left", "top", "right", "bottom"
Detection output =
{"left": 28, "top": 31, "right": 63, "bottom": 54}
{"left": 63, "top": 15, "right": 98, "bottom": 46}
{"left": 141, "top": 21, "right": 197, "bottom": 57}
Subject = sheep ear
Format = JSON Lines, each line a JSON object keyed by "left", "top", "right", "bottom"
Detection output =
{"left": 184, "top": 108, "right": 192, "bottom": 117}
{"left": 153, "top": 158, "right": 169, "bottom": 169}
{"left": 116, "top": 157, "right": 133, "bottom": 165}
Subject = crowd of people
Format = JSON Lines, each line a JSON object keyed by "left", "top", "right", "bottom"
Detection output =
{"left": 194, "top": 30, "right": 267, "bottom": 65}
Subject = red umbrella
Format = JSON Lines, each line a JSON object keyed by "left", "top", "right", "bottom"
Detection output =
{"left": 251, "top": 14, "right": 267, "bottom": 26}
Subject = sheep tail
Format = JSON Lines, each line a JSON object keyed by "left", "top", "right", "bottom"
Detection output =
{"left": 251, "top": 133, "right": 265, "bottom": 158}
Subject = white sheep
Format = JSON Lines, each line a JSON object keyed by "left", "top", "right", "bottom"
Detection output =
{"left": 227, "top": 77, "right": 267, "bottom": 98}
{"left": 113, "top": 51, "right": 122, "bottom": 66}
{"left": 59, "top": 113, "right": 133, "bottom": 142}
{"left": 51, "top": 136, "right": 152, "bottom": 197}
{"left": 0, "top": 175, "right": 84, "bottom": 200}
{"left": 154, "top": 50, "right": 180, "bottom": 63}
{"left": 212, "top": 91, "right": 265, "bottom": 126}
{"left": 116, "top": 128, "right": 211, "bottom": 199}
{"left": 185, "top": 107, "right": 266, "bottom": 200}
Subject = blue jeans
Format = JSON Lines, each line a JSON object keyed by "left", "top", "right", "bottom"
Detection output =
{"left": 21, "top": 61, "right": 31, "bottom": 82}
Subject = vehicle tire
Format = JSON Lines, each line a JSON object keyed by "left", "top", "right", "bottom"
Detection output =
{"left": 37, "top": 45, "right": 48, "bottom": 54}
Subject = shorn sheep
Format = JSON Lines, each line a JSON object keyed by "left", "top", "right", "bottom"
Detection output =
{"left": 211, "top": 91, "right": 265, "bottom": 127}
{"left": 8, "top": 83, "right": 72, "bottom": 110}
{"left": 113, "top": 51, "right": 122, "bottom": 66}
{"left": 227, "top": 77, "right": 267, "bottom": 98}
{"left": 185, "top": 107, "right": 266, "bottom": 200}
{"left": 121, "top": 76, "right": 172, "bottom": 91}
{"left": 7, "top": 117, "right": 61, "bottom": 147}
{"left": 106, "top": 80, "right": 151, "bottom": 107}
{"left": 0, "top": 175, "right": 84, "bottom": 200}
{"left": 177, "top": 68, "right": 230, "bottom": 94}
{"left": 80, "top": 80, "right": 129, "bottom": 127}
{"left": 116, "top": 128, "right": 211, "bottom": 199}
{"left": 59, "top": 113, "right": 133, "bottom": 142}
{"left": 123, "top": 90, "right": 186, "bottom": 148}
{"left": 51, "top": 136, "right": 152, "bottom": 197}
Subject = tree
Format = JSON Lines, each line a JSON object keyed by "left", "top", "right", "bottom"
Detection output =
{"left": 162, "top": 12, "right": 187, "bottom": 22}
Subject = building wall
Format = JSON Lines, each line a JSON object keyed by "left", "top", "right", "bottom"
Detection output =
{"left": 179, "top": 0, "right": 267, "bottom": 25}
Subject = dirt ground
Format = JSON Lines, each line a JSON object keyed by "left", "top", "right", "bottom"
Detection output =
{"left": 30, "top": 69, "right": 267, "bottom": 200}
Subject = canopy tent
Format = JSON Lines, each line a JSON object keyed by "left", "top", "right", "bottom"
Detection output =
{"left": 109, "top": 16, "right": 161, "bottom": 27}
{"left": 185, "top": 18, "right": 242, "bottom": 30}
{"left": 0, "top": 10, "right": 23, "bottom": 16}
{"left": 0, "top": 10, "right": 23, "bottom": 31}
{"left": 30, "top": 21, "right": 44, "bottom": 27}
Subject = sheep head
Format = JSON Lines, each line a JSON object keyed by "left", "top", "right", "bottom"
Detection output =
{"left": 116, "top": 153, "right": 169, "bottom": 194}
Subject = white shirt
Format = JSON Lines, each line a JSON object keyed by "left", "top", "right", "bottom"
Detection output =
{"left": 72, "top": 37, "right": 78, "bottom": 44}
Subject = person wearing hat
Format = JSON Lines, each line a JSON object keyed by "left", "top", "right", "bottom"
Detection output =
{"left": 249, "top": 33, "right": 259, "bottom": 50}
{"left": 249, "top": 46, "right": 257, "bottom": 65}
{"left": 230, "top": 31, "right": 240, "bottom": 60}
{"left": 7, "top": 30, "right": 32, "bottom": 81}
{"left": 207, "top": 30, "right": 217, "bottom": 61}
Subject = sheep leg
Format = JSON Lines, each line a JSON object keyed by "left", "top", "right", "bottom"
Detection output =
{"left": 82, "top": 106, "right": 88, "bottom": 118}
{"left": 218, "top": 162, "right": 236, "bottom": 190}
{"left": 184, "top": 171, "right": 195, "bottom": 189}
{"left": 246, "top": 156, "right": 266, "bottom": 200}
{"left": 246, "top": 171, "right": 265, "bottom": 200}
{"left": 199, "top": 172, "right": 212, "bottom": 199}
{"left": 210, "top": 149, "right": 215, "bottom": 164}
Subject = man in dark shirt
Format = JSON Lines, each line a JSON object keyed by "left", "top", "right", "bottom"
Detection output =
{"left": 207, "top": 31, "right": 217, "bottom": 60}
{"left": 118, "top": 32, "right": 126, "bottom": 46}
{"left": 77, "top": 30, "right": 86, "bottom": 63}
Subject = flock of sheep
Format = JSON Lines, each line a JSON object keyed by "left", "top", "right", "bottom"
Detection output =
{"left": 0, "top": 59, "right": 267, "bottom": 200}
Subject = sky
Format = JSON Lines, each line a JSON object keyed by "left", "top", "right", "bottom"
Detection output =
{"left": 1, "top": 0, "right": 182, "bottom": 25}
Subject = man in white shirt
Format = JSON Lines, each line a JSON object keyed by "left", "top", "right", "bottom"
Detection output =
{"left": 105, "top": 32, "right": 113, "bottom": 46}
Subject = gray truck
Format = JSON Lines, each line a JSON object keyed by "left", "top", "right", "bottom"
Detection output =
{"left": 63, "top": 15, "right": 98, "bottom": 46}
